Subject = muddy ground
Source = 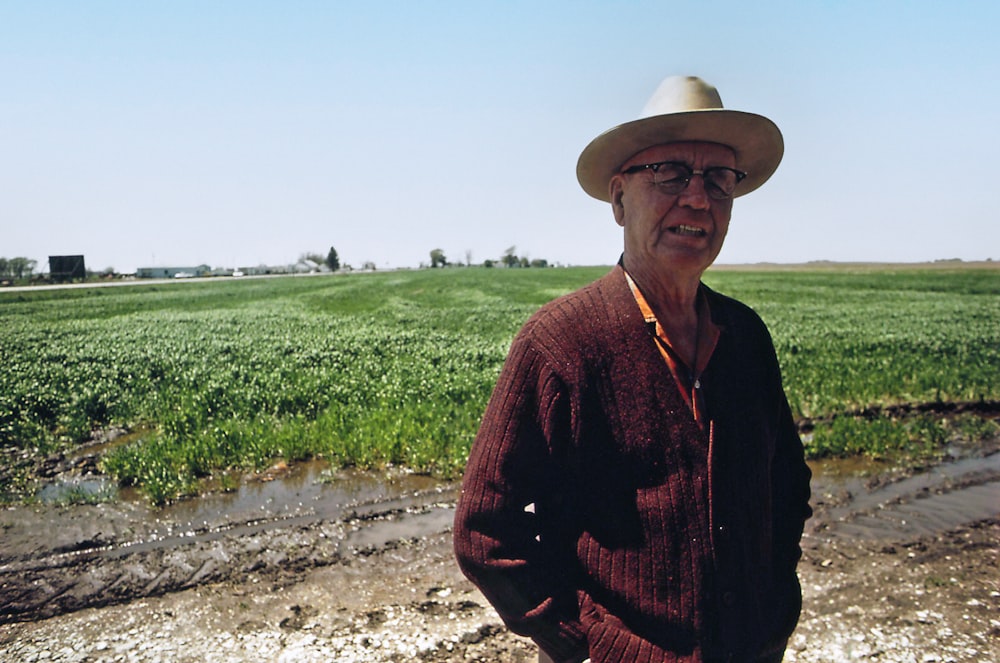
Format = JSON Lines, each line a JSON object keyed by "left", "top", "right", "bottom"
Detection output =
{"left": 1, "top": 441, "right": 998, "bottom": 662}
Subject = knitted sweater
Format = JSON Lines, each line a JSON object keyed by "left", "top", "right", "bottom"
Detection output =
{"left": 453, "top": 266, "right": 812, "bottom": 663}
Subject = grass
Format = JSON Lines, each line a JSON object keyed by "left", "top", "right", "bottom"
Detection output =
{"left": 1, "top": 265, "right": 998, "bottom": 504}
{"left": 806, "top": 413, "right": 998, "bottom": 461}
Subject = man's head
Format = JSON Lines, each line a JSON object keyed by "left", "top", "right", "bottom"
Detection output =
{"left": 576, "top": 76, "right": 783, "bottom": 203}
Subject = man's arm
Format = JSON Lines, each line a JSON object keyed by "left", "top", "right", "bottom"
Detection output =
{"left": 765, "top": 353, "right": 813, "bottom": 649}
{"left": 453, "top": 337, "right": 589, "bottom": 663}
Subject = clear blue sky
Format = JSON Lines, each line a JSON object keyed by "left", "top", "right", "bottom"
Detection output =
{"left": 3, "top": 1, "right": 998, "bottom": 272}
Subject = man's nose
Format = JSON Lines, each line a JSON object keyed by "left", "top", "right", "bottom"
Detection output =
{"left": 678, "top": 175, "right": 711, "bottom": 210}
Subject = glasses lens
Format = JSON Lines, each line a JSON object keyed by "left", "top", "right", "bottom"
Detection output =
{"left": 650, "top": 163, "right": 692, "bottom": 193}
{"left": 704, "top": 168, "right": 739, "bottom": 199}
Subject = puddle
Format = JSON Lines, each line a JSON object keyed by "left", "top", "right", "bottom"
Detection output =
{"left": 66, "top": 427, "right": 152, "bottom": 460}
{"left": 36, "top": 476, "right": 117, "bottom": 504}
{"left": 806, "top": 451, "right": 1000, "bottom": 544}
{"left": 151, "top": 460, "right": 437, "bottom": 527}
{"left": 88, "top": 460, "right": 456, "bottom": 561}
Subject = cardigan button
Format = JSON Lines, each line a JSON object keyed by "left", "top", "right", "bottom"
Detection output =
{"left": 722, "top": 591, "right": 737, "bottom": 607}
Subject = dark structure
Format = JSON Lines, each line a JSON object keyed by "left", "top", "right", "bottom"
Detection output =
{"left": 48, "top": 255, "right": 87, "bottom": 282}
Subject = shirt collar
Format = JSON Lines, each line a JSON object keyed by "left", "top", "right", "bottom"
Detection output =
{"left": 622, "top": 267, "right": 721, "bottom": 376}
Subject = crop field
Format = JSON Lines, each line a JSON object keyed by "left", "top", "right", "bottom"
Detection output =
{"left": 2, "top": 265, "right": 998, "bottom": 504}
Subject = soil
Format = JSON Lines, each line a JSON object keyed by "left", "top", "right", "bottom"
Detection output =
{"left": 1, "top": 444, "right": 998, "bottom": 662}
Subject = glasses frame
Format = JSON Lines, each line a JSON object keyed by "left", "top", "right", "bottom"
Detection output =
{"left": 621, "top": 160, "right": 747, "bottom": 200}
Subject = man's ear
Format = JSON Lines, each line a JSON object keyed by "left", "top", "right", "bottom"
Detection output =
{"left": 610, "top": 176, "right": 626, "bottom": 227}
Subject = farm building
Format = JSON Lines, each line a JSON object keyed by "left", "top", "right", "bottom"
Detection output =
{"left": 136, "top": 265, "right": 211, "bottom": 279}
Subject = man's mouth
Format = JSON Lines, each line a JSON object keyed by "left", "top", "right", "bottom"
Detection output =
{"left": 669, "top": 224, "right": 707, "bottom": 237}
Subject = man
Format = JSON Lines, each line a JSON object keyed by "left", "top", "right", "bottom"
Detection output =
{"left": 454, "top": 76, "right": 812, "bottom": 663}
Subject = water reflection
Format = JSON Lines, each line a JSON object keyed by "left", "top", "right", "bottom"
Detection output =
{"left": 126, "top": 460, "right": 450, "bottom": 548}
{"left": 37, "top": 475, "right": 117, "bottom": 504}
{"left": 807, "top": 452, "right": 1000, "bottom": 543}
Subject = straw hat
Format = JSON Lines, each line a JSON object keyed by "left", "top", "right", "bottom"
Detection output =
{"left": 576, "top": 76, "right": 783, "bottom": 201}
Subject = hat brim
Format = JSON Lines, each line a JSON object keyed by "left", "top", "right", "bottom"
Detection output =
{"left": 576, "top": 109, "right": 784, "bottom": 202}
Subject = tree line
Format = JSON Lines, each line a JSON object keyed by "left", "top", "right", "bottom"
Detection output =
{"left": 307, "top": 245, "right": 551, "bottom": 271}
{"left": 428, "top": 246, "right": 549, "bottom": 269}
{"left": 0, "top": 257, "right": 38, "bottom": 280}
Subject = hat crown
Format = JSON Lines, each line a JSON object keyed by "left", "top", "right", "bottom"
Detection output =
{"left": 640, "top": 76, "right": 724, "bottom": 119}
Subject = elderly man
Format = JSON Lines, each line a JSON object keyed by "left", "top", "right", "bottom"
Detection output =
{"left": 454, "top": 76, "right": 812, "bottom": 663}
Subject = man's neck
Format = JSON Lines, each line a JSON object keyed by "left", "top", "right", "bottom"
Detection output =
{"left": 621, "top": 257, "right": 701, "bottom": 318}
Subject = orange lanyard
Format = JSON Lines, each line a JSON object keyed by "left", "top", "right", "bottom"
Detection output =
{"left": 624, "top": 272, "right": 720, "bottom": 430}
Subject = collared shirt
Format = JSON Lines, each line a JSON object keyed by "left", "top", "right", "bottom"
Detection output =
{"left": 623, "top": 270, "right": 721, "bottom": 429}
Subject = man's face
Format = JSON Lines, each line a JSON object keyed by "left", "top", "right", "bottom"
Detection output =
{"left": 609, "top": 141, "right": 736, "bottom": 280}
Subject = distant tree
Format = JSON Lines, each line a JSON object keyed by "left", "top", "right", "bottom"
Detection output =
{"left": 501, "top": 246, "right": 519, "bottom": 268}
{"left": 465, "top": 249, "right": 473, "bottom": 267}
{"left": 361, "top": 261, "right": 376, "bottom": 271}
{"left": 326, "top": 247, "right": 340, "bottom": 271}
{"left": 430, "top": 248, "right": 448, "bottom": 268}
{"left": 7, "top": 257, "right": 36, "bottom": 279}
{"left": 483, "top": 259, "right": 495, "bottom": 268}
{"left": 519, "top": 256, "right": 530, "bottom": 268}
{"left": 530, "top": 258, "right": 549, "bottom": 268}
{"left": 0, "top": 258, "right": 8, "bottom": 277}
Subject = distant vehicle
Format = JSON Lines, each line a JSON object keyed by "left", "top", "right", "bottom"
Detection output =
{"left": 232, "top": 270, "right": 244, "bottom": 277}
{"left": 173, "top": 272, "right": 194, "bottom": 279}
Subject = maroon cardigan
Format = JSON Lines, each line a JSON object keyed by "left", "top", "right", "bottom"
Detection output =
{"left": 454, "top": 266, "right": 812, "bottom": 663}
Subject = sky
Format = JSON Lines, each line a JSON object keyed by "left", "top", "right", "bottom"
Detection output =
{"left": 3, "top": 1, "right": 999, "bottom": 273}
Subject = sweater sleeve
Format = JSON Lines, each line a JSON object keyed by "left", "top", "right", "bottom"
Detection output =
{"left": 453, "top": 329, "right": 589, "bottom": 663}
{"left": 772, "top": 392, "right": 812, "bottom": 571}
{"left": 763, "top": 327, "right": 813, "bottom": 649}
{"left": 757, "top": 321, "right": 812, "bottom": 572}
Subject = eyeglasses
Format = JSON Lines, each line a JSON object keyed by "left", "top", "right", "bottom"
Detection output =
{"left": 621, "top": 161, "right": 746, "bottom": 200}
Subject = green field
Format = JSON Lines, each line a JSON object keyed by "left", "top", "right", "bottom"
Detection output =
{"left": 2, "top": 266, "right": 998, "bottom": 504}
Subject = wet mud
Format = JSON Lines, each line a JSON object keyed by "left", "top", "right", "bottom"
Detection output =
{"left": 1, "top": 437, "right": 998, "bottom": 661}
{"left": 0, "top": 464, "right": 455, "bottom": 624}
